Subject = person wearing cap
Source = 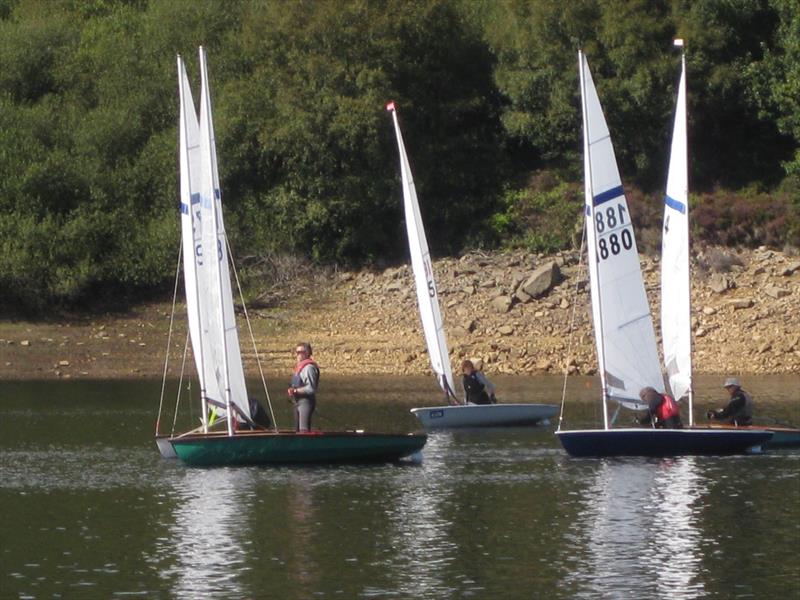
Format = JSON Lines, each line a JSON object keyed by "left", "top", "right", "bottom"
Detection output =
{"left": 288, "top": 342, "right": 320, "bottom": 432}
{"left": 706, "top": 377, "right": 753, "bottom": 426}
{"left": 636, "top": 386, "right": 683, "bottom": 428}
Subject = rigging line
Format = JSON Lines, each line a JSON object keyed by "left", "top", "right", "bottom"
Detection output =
{"left": 226, "top": 236, "right": 279, "bottom": 432}
{"left": 558, "top": 220, "right": 588, "bottom": 432}
{"left": 171, "top": 330, "right": 191, "bottom": 436}
{"left": 156, "top": 243, "right": 183, "bottom": 436}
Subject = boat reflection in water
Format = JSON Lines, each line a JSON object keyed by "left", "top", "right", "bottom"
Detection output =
{"left": 384, "top": 433, "right": 463, "bottom": 597}
{"left": 161, "top": 468, "right": 253, "bottom": 597}
{"left": 564, "top": 458, "right": 706, "bottom": 599}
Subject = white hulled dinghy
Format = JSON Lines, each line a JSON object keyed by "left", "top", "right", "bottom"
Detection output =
{"left": 555, "top": 49, "right": 770, "bottom": 457}
{"left": 387, "top": 102, "right": 557, "bottom": 429}
{"left": 154, "top": 50, "right": 426, "bottom": 465}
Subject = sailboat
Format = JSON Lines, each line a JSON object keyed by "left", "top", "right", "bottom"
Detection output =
{"left": 662, "top": 41, "right": 800, "bottom": 449}
{"left": 386, "top": 102, "right": 557, "bottom": 429}
{"left": 555, "top": 49, "right": 771, "bottom": 457}
{"left": 154, "top": 49, "right": 426, "bottom": 466}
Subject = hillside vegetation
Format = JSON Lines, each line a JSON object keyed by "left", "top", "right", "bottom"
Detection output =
{"left": 0, "top": 0, "right": 798, "bottom": 313}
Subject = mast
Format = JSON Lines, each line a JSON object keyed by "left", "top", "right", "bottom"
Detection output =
{"left": 199, "top": 46, "right": 235, "bottom": 437}
{"left": 178, "top": 55, "right": 209, "bottom": 433}
{"left": 679, "top": 39, "right": 694, "bottom": 426}
{"left": 579, "top": 50, "right": 610, "bottom": 429}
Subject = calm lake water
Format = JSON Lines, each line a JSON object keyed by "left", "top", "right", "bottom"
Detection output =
{"left": 1, "top": 375, "right": 798, "bottom": 599}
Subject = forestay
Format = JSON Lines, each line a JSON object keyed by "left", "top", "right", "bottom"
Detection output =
{"left": 387, "top": 103, "right": 457, "bottom": 398}
{"left": 661, "top": 53, "right": 692, "bottom": 404}
{"left": 579, "top": 51, "right": 663, "bottom": 412}
{"left": 197, "top": 47, "right": 251, "bottom": 422}
{"left": 177, "top": 57, "right": 221, "bottom": 413}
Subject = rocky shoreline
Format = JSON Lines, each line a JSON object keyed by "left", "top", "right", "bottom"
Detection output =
{"left": 0, "top": 246, "right": 798, "bottom": 380}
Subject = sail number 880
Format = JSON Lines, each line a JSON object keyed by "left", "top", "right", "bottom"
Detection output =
{"left": 595, "top": 204, "right": 633, "bottom": 260}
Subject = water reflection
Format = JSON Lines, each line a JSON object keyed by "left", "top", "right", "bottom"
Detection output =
{"left": 384, "top": 433, "right": 461, "bottom": 597}
{"left": 162, "top": 469, "right": 254, "bottom": 598}
{"left": 565, "top": 458, "right": 706, "bottom": 600}
{"left": 285, "top": 471, "right": 318, "bottom": 595}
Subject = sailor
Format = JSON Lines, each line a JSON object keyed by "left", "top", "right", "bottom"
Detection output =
{"left": 707, "top": 377, "right": 753, "bottom": 426}
{"left": 461, "top": 360, "right": 496, "bottom": 405}
{"left": 288, "top": 342, "right": 320, "bottom": 432}
{"left": 637, "top": 387, "right": 683, "bottom": 429}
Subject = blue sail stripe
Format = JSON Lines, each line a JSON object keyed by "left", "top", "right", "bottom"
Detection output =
{"left": 180, "top": 202, "right": 189, "bottom": 215}
{"left": 190, "top": 192, "right": 201, "bottom": 205}
{"left": 664, "top": 195, "right": 686, "bottom": 214}
{"left": 593, "top": 185, "right": 624, "bottom": 206}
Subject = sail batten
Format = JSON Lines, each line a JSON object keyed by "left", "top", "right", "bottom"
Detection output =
{"left": 579, "top": 51, "right": 664, "bottom": 414}
{"left": 388, "top": 105, "right": 457, "bottom": 400}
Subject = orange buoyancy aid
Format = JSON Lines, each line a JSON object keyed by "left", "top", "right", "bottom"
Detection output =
{"left": 294, "top": 358, "right": 318, "bottom": 375}
{"left": 656, "top": 394, "right": 680, "bottom": 421}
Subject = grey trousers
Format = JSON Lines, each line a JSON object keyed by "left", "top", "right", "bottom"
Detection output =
{"left": 294, "top": 398, "right": 316, "bottom": 432}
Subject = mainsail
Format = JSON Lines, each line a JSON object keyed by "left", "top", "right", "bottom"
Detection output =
{"left": 578, "top": 51, "right": 664, "bottom": 415}
{"left": 387, "top": 103, "right": 457, "bottom": 399}
{"left": 661, "top": 48, "right": 692, "bottom": 406}
{"left": 177, "top": 56, "right": 221, "bottom": 421}
{"left": 197, "top": 46, "right": 251, "bottom": 424}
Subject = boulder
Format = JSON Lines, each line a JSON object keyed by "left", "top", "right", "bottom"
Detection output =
{"left": 763, "top": 284, "right": 790, "bottom": 299}
{"left": 497, "top": 325, "right": 514, "bottom": 336}
{"left": 491, "top": 295, "right": 513, "bottom": 313}
{"left": 521, "top": 261, "right": 561, "bottom": 299}
{"left": 514, "top": 287, "right": 532, "bottom": 304}
{"left": 781, "top": 261, "right": 800, "bottom": 276}
{"left": 727, "top": 298, "right": 754, "bottom": 310}
{"left": 708, "top": 273, "right": 733, "bottom": 294}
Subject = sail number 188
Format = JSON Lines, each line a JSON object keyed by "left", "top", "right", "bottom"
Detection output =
{"left": 595, "top": 204, "right": 633, "bottom": 260}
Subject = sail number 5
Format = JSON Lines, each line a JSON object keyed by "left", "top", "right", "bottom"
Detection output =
{"left": 595, "top": 204, "right": 633, "bottom": 260}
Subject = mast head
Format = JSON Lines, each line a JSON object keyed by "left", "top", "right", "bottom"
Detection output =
{"left": 386, "top": 101, "right": 396, "bottom": 112}
{"left": 673, "top": 38, "right": 685, "bottom": 48}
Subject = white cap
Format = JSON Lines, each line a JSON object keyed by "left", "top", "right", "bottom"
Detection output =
{"left": 723, "top": 377, "right": 740, "bottom": 388}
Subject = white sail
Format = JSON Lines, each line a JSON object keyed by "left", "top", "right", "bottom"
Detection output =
{"left": 177, "top": 56, "right": 221, "bottom": 412}
{"left": 198, "top": 46, "right": 251, "bottom": 423}
{"left": 579, "top": 51, "right": 664, "bottom": 412}
{"left": 387, "top": 103, "right": 457, "bottom": 398}
{"left": 661, "top": 53, "right": 692, "bottom": 404}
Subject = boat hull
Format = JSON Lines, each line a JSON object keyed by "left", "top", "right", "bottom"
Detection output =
{"left": 169, "top": 430, "right": 428, "bottom": 466}
{"left": 705, "top": 424, "right": 800, "bottom": 449}
{"left": 410, "top": 403, "right": 558, "bottom": 429}
{"left": 556, "top": 428, "right": 773, "bottom": 457}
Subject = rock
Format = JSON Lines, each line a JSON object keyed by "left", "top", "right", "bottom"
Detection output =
{"left": 446, "top": 299, "right": 458, "bottom": 308}
{"left": 521, "top": 261, "right": 561, "bottom": 299}
{"left": 758, "top": 341, "right": 772, "bottom": 354}
{"left": 695, "top": 328, "right": 707, "bottom": 338}
{"left": 497, "top": 325, "right": 514, "bottom": 336}
{"left": 702, "top": 306, "right": 717, "bottom": 316}
{"left": 385, "top": 281, "right": 403, "bottom": 292}
{"left": 559, "top": 297, "right": 570, "bottom": 309}
{"left": 727, "top": 298, "right": 754, "bottom": 310}
{"left": 20, "top": 340, "right": 30, "bottom": 347}
{"left": 763, "top": 284, "right": 790, "bottom": 299}
{"left": 709, "top": 273, "right": 732, "bottom": 294}
{"left": 514, "top": 287, "right": 532, "bottom": 304}
{"left": 781, "top": 261, "right": 800, "bottom": 276}
{"left": 464, "top": 319, "right": 477, "bottom": 333}
{"left": 536, "top": 359, "right": 553, "bottom": 371}
{"left": 491, "top": 295, "right": 513, "bottom": 314}
{"left": 461, "top": 286, "right": 475, "bottom": 296}
{"left": 471, "top": 358, "right": 484, "bottom": 370}
{"left": 478, "top": 280, "right": 496, "bottom": 288}
{"left": 450, "top": 326, "right": 469, "bottom": 338}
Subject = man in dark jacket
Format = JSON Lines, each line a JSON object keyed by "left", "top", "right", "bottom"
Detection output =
{"left": 637, "top": 387, "right": 683, "bottom": 429}
{"left": 707, "top": 377, "right": 753, "bottom": 425}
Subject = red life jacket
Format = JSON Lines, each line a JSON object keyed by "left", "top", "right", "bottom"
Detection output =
{"left": 294, "top": 358, "right": 318, "bottom": 375}
{"left": 656, "top": 394, "right": 680, "bottom": 421}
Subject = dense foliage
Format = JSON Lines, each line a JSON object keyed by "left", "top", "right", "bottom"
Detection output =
{"left": 0, "top": 0, "right": 797, "bottom": 311}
